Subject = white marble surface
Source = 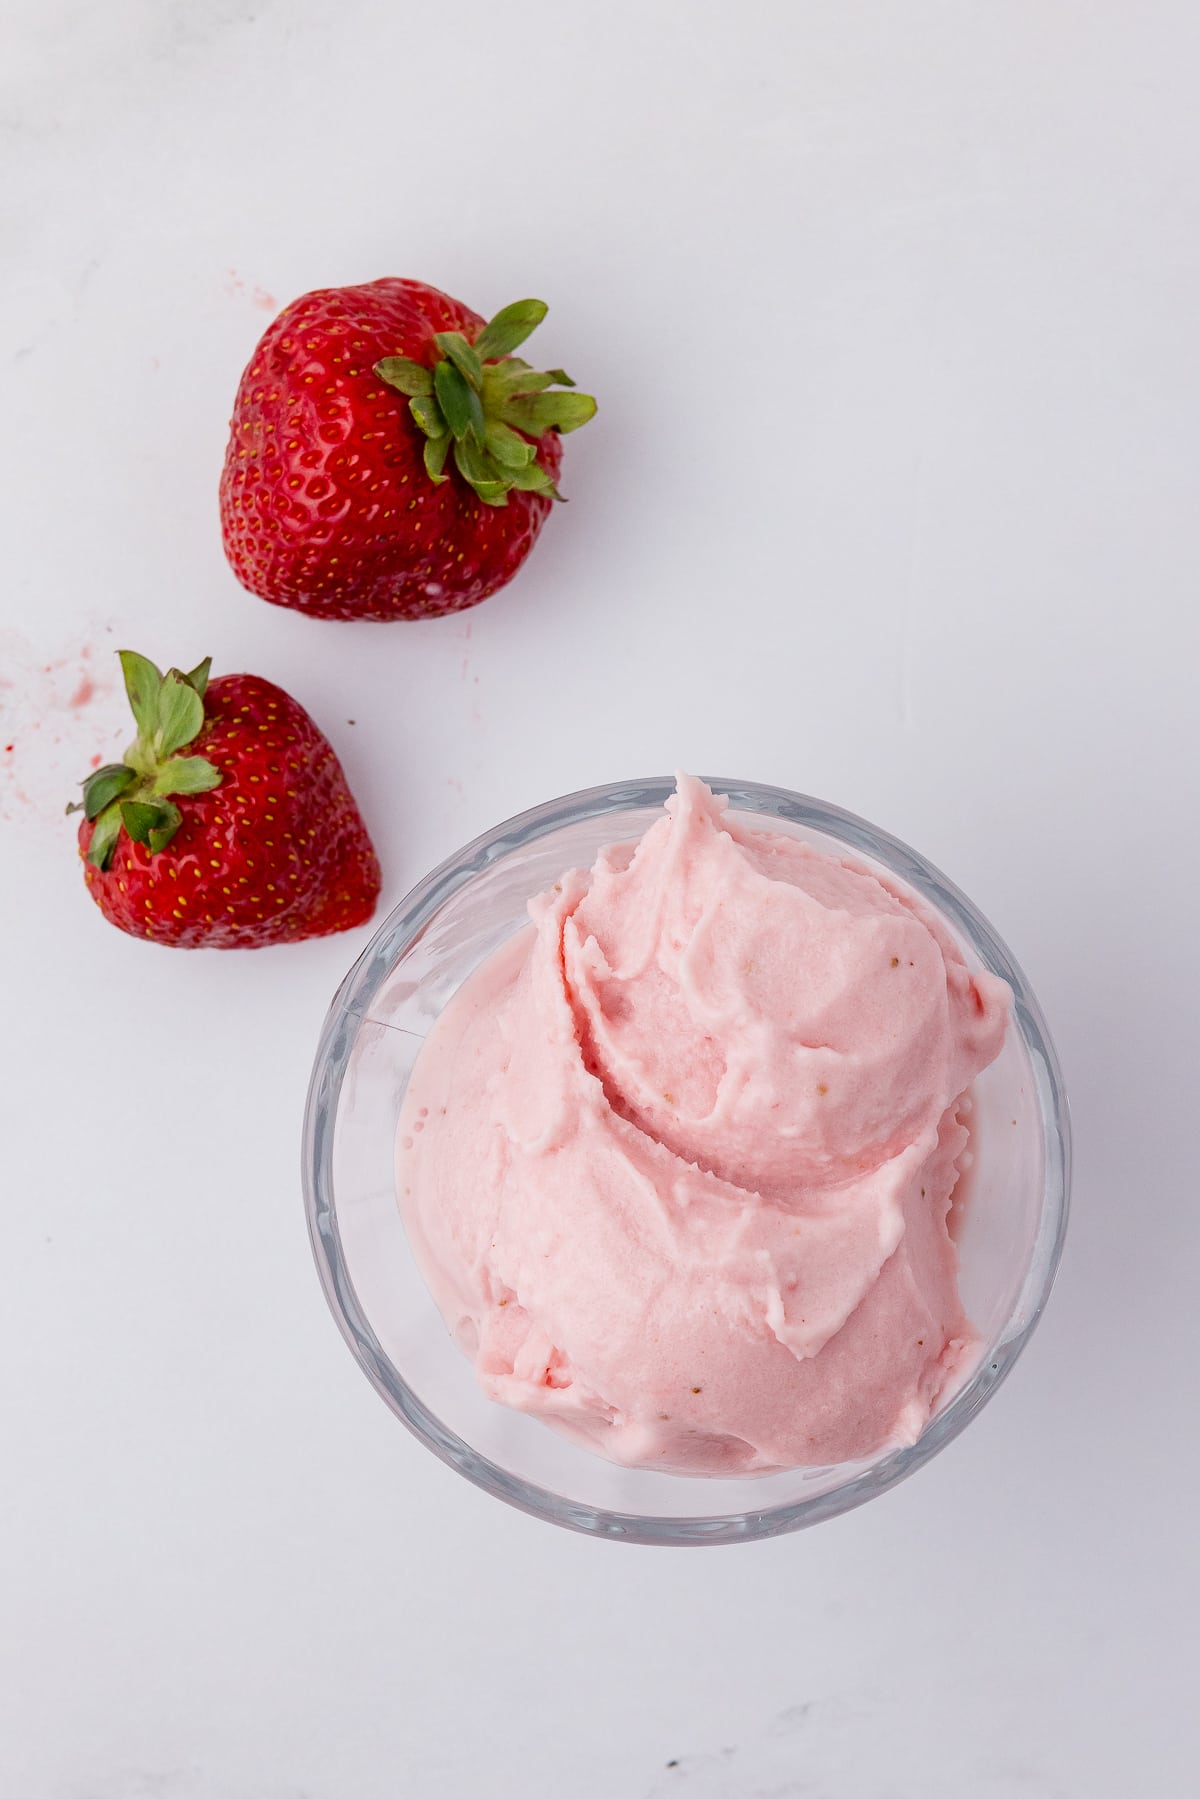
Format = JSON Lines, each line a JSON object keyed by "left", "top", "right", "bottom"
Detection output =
{"left": 3, "top": 3, "right": 1198, "bottom": 1794}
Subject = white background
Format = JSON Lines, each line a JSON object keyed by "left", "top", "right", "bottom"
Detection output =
{"left": 3, "top": 3, "right": 1198, "bottom": 1795}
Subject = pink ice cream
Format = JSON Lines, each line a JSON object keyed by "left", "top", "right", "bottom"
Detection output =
{"left": 397, "top": 776, "right": 1011, "bottom": 1474}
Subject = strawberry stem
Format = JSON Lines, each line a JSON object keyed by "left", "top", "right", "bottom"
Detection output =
{"left": 374, "top": 299, "right": 596, "bottom": 508}
{"left": 69, "top": 652, "right": 223, "bottom": 870}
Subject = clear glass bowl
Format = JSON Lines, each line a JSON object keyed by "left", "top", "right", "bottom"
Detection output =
{"left": 303, "top": 778, "right": 1070, "bottom": 1544}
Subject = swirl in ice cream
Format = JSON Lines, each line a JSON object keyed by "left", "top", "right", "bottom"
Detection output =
{"left": 397, "top": 776, "right": 1011, "bottom": 1473}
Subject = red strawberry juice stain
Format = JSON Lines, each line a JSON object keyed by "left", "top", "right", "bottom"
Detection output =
{"left": 225, "top": 269, "right": 277, "bottom": 313}
{"left": 0, "top": 634, "right": 119, "bottom": 826}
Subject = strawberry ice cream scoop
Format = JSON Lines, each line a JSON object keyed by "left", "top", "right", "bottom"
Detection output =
{"left": 397, "top": 777, "right": 1011, "bottom": 1474}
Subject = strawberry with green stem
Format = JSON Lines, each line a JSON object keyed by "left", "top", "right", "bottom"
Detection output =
{"left": 71, "top": 651, "right": 380, "bottom": 947}
{"left": 220, "top": 279, "right": 596, "bottom": 622}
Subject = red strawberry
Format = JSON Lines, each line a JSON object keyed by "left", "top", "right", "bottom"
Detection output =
{"left": 219, "top": 280, "right": 597, "bottom": 622}
{"left": 71, "top": 652, "right": 380, "bottom": 948}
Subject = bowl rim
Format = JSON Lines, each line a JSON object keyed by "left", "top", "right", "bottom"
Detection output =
{"left": 303, "top": 776, "right": 1071, "bottom": 1545}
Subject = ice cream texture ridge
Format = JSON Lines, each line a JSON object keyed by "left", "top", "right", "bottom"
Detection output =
{"left": 397, "top": 775, "right": 1012, "bottom": 1474}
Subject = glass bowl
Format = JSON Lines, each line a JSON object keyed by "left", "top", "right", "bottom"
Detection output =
{"left": 303, "top": 778, "right": 1070, "bottom": 1544}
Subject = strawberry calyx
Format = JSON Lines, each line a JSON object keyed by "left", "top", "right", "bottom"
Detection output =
{"left": 68, "top": 651, "right": 222, "bottom": 870}
{"left": 373, "top": 299, "right": 596, "bottom": 507}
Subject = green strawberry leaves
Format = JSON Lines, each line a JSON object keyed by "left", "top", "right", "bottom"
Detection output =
{"left": 156, "top": 671, "right": 204, "bottom": 757}
{"left": 120, "top": 798, "right": 182, "bottom": 854}
{"left": 423, "top": 433, "right": 452, "bottom": 485}
{"left": 374, "top": 356, "right": 433, "bottom": 397}
{"left": 118, "top": 651, "right": 211, "bottom": 756}
{"left": 184, "top": 656, "right": 212, "bottom": 699}
{"left": 153, "top": 755, "right": 223, "bottom": 798}
{"left": 452, "top": 436, "right": 508, "bottom": 505}
{"left": 373, "top": 298, "right": 596, "bottom": 507}
{"left": 72, "top": 652, "right": 223, "bottom": 870}
{"left": 120, "top": 650, "right": 164, "bottom": 736}
{"left": 65, "top": 762, "right": 137, "bottom": 820}
{"left": 85, "top": 803, "right": 124, "bottom": 871}
{"left": 483, "top": 421, "right": 536, "bottom": 470}
{"left": 434, "top": 330, "right": 483, "bottom": 389}
{"left": 434, "top": 359, "right": 484, "bottom": 442}
{"left": 409, "top": 392, "right": 444, "bottom": 439}
{"left": 504, "top": 460, "right": 559, "bottom": 497}
{"left": 501, "top": 390, "right": 596, "bottom": 437}
{"left": 473, "top": 299, "right": 548, "bottom": 360}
